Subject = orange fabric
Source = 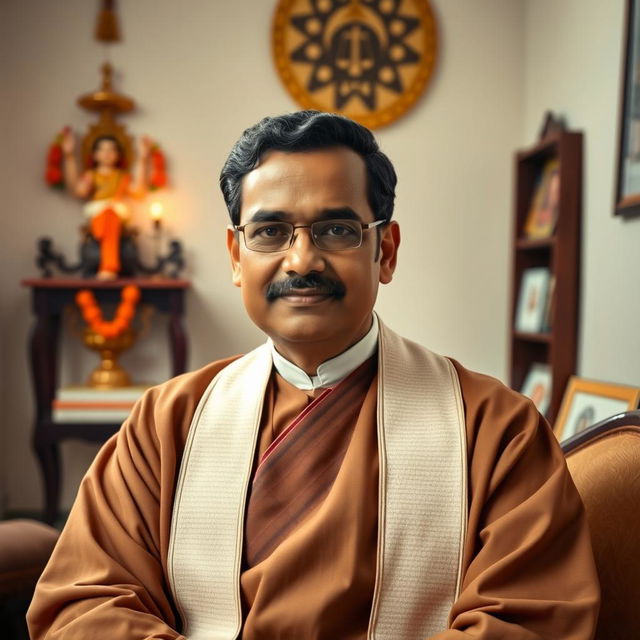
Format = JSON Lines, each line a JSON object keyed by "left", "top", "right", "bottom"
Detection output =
{"left": 90, "top": 207, "right": 122, "bottom": 274}
{"left": 27, "top": 355, "right": 599, "bottom": 639}
{"left": 439, "top": 361, "right": 600, "bottom": 638}
{"left": 91, "top": 169, "right": 130, "bottom": 201}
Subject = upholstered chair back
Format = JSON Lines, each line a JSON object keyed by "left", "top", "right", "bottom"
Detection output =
{"left": 562, "top": 411, "right": 640, "bottom": 640}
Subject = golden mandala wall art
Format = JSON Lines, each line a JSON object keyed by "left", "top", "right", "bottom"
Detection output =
{"left": 272, "top": 0, "right": 438, "bottom": 129}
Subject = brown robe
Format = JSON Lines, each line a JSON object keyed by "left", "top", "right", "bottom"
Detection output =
{"left": 241, "top": 367, "right": 379, "bottom": 639}
{"left": 27, "top": 356, "right": 599, "bottom": 639}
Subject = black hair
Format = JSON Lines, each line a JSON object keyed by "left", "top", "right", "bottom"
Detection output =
{"left": 219, "top": 110, "right": 397, "bottom": 225}
{"left": 91, "top": 135, "right": 123, "bottom": 154}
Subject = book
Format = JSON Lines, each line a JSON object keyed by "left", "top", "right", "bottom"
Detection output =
{"left": 53, "top": 400, "right": 136, "bottom": 410}
{"left": 523, "top": 158, "right": 560, "bottom": 239}
{"left": 52, "top": 407, "right": 133, "bottom": 423}
{"left": 55, "top": 385, "right": 151, "bottom": 403}
{"left": 51, "top": 385, "right": 151, "bottom": 424}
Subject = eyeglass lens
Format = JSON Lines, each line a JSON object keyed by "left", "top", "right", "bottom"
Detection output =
{"left": 243, "top": 220, "right": 363, "bottom": 252}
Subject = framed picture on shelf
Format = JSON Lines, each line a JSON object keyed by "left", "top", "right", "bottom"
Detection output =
{"left": 520, "top": 363, "right": 552, "bottom": 417}
{"left": 554, "top": 377, "right": 640, "bottom": 441}
{"left": 514, "top": 267, "right": 550, "bottom": 333}
{"left": 615, "top": 0, "right": 640, "bottom": 216}
{"left": 541, "top": 274, "right": 555, "bottom": 332}
{"left": 524, "top": 158, "right": 560, "bottom": 238}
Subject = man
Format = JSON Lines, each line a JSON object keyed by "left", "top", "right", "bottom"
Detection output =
{"left": 28, "top": 111, "right": 599, "bottom": 639}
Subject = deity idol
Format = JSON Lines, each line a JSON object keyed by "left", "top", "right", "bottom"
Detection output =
{"left": 61, "top": 129, "right": 152, "bottom": 279}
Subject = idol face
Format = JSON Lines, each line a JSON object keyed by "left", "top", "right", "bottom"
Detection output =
{"left": 93, "top": 139, "right": 120, "bottom": 169}
{"left": 227, "top": 147, "right": 400, "bottom": 371}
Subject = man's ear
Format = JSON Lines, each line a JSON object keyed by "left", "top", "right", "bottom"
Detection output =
{"left": 379, "top": 221, "right": 400, "bottom": 285}
{"left": 226, "top": 227, "right": 242, "bottom": 288}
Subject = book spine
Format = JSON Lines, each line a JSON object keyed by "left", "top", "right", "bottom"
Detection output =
{"left": 53, "top": 401, "right": 136, "bottom": 410}
{"left": 55, "top": 388, "right": 148, "bottom": 403}
{"left": 52, "top": 408, "right": 133, "bottom": 423}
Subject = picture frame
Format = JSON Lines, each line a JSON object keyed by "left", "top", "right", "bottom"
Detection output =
{"left": 615, "top": 0, "right": 640, "bottom": 216}
{"left": 541, "top": 274, "right": 555, "bottom": 333}
{"left": 514, "top": 267, "right": 550, "bottom": 334}
{"left": 554, "top": 377, "right": 640, "bottom": 442}
{"left": 524, "top": 158, "right": 560, "bottom": 238}
{"left": 520, "top": 363, "right": 552, "bottom": 417}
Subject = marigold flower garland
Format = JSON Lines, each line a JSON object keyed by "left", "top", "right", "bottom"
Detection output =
{"left": 45, "top": 133, "right": 65, "bottom": 188}
{"left": 149, "top": 144, "right": 168, "bottom": 190}
{"left": 76, "top": 285, "right": 141, "bottom": 339}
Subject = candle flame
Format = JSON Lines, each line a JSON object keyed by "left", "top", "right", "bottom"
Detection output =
{"left": 150, "top": 201, "right": 164, "bottom": 222}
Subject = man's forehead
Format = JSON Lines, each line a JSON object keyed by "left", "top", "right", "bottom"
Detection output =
{"left": 239, "top": 147, "right": 370, "bottom": 222}
{"left": 246, "top": 206, "right": 363, "bottom": 224}
{"left": 244, "top": 147, "right": 366, "bottom": 186}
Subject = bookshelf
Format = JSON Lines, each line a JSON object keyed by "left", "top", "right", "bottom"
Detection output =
{"left": 509, "top": 130, "right": 582, "bottom": 424}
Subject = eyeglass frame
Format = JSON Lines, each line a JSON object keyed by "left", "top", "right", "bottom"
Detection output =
{"left": 231, "top": 218, "right": 387, "bottom": 253}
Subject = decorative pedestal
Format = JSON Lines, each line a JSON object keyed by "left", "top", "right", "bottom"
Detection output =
{"left": 22, "top": 277, "right": 190, "bottom": 524}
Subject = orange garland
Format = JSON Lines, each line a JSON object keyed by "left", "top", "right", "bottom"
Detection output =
{"left": 149, "top": 145, "right": 168, "bottom": 190}
{"left": 45, "top": 132, "right": 65, "bottom": 188}
{"left": 76, "top": 285, "right": 141, "bottom": 339}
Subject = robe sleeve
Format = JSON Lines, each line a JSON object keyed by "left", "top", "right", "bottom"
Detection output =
{"left": 427, "top": 362, "right": 600, "bottom": 639}
{"left": 27, "top": 360, "right": 235, "bottom": 640}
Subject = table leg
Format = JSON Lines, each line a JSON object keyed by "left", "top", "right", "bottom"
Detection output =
{"left": 28, "top": 301, "right": 61, "bottom": 523}
{"left": 168, "top": 292, "right": 187, "bottom": 376}
{"left": 33, "top": 438, "right": 61, "bottom": 526}
{"left": 168, "top": 315, "right": 187, "bottom": 377}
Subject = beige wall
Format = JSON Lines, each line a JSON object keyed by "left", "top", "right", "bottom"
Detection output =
{"left": 0, "top": 0, "right": 555, "bottom": 513}
{"left": 522, "top": 0, "right": 639, "bottom": 385}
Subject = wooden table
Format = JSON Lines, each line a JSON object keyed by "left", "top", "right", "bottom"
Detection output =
{"left": 22, "top": 277, "right": 190, "bottom": 524}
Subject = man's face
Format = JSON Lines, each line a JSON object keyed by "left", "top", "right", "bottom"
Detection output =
{"left": 227, "top": 147, "right": 399, "bottom": 367}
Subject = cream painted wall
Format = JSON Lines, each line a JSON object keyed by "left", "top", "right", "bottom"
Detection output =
{"left": 0, "top": 0, "right": 523, "bottom": 512}
{"left": 523, "top": 0, "right": 640, "bottom": 385}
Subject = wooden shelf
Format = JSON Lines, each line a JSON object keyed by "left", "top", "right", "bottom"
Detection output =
{"left": 515, "top": 236, "right": 556, "bottom": 250}
{"left": 509, "top": 130, "right": 582, "bottom": 425}
{"left": 513, "top": 331, "right": 553, "bottom": 344}
{"left": 22, "top": 277, "right": 190, "bottom": 289}
{"left": 516, "top": 136, "right": 561, "bottom": 162}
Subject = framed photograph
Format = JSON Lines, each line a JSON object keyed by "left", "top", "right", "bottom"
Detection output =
{"left": 554, "top": 377, "right": 640, "bottom": 441}
{"left": 541, "top": 274, "right": 556, "bottom": 332}
{"left": 520, "top": 363, "right": 552, "bottom": 417}
{"left": 524, "top": 158, "right": 560, "bottom": 238}
{"left": 615, "top": 0, "right": 640, "bottom": 216}
{"left": 514, "top": 267, "right": 550, "bottom": 334}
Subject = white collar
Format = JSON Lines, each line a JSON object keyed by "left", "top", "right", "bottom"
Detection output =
{"left": 269, "top": 314, "right": 379, "bottom": 390}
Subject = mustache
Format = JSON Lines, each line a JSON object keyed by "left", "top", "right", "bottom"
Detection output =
{"left": 266, "top": 274, "right": 346, "bottom": 301}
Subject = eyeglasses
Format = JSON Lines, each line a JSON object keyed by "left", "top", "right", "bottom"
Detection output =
{"left": 234, "top": 219, "right": 386, "bottom": 253}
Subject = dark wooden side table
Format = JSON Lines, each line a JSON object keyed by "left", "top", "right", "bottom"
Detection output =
{"left": 22, "top": 277, "right": 190, "bottom": 524}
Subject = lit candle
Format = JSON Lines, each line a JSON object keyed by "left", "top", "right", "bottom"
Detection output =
{"left": 150, "top": 201, "right": 164, "bottom": 230}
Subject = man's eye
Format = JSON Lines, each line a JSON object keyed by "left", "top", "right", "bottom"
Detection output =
{"left": 321, "top": 223, "right": 357, "bottom": 237}
{"left": 253, "top": 224, "right": 288, "bottom": 238}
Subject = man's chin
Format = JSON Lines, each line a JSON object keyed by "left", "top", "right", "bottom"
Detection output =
{"left": 266, "top": 313, "right": 341, "bottom": 346}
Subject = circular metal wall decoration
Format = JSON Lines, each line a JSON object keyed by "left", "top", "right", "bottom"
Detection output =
{"left": 272, "top": 0, "right": 438, "bottom": 129}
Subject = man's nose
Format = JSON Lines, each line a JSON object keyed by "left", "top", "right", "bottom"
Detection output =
{"left": 281, "top": 227, "right": 326, "bottom": 275}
